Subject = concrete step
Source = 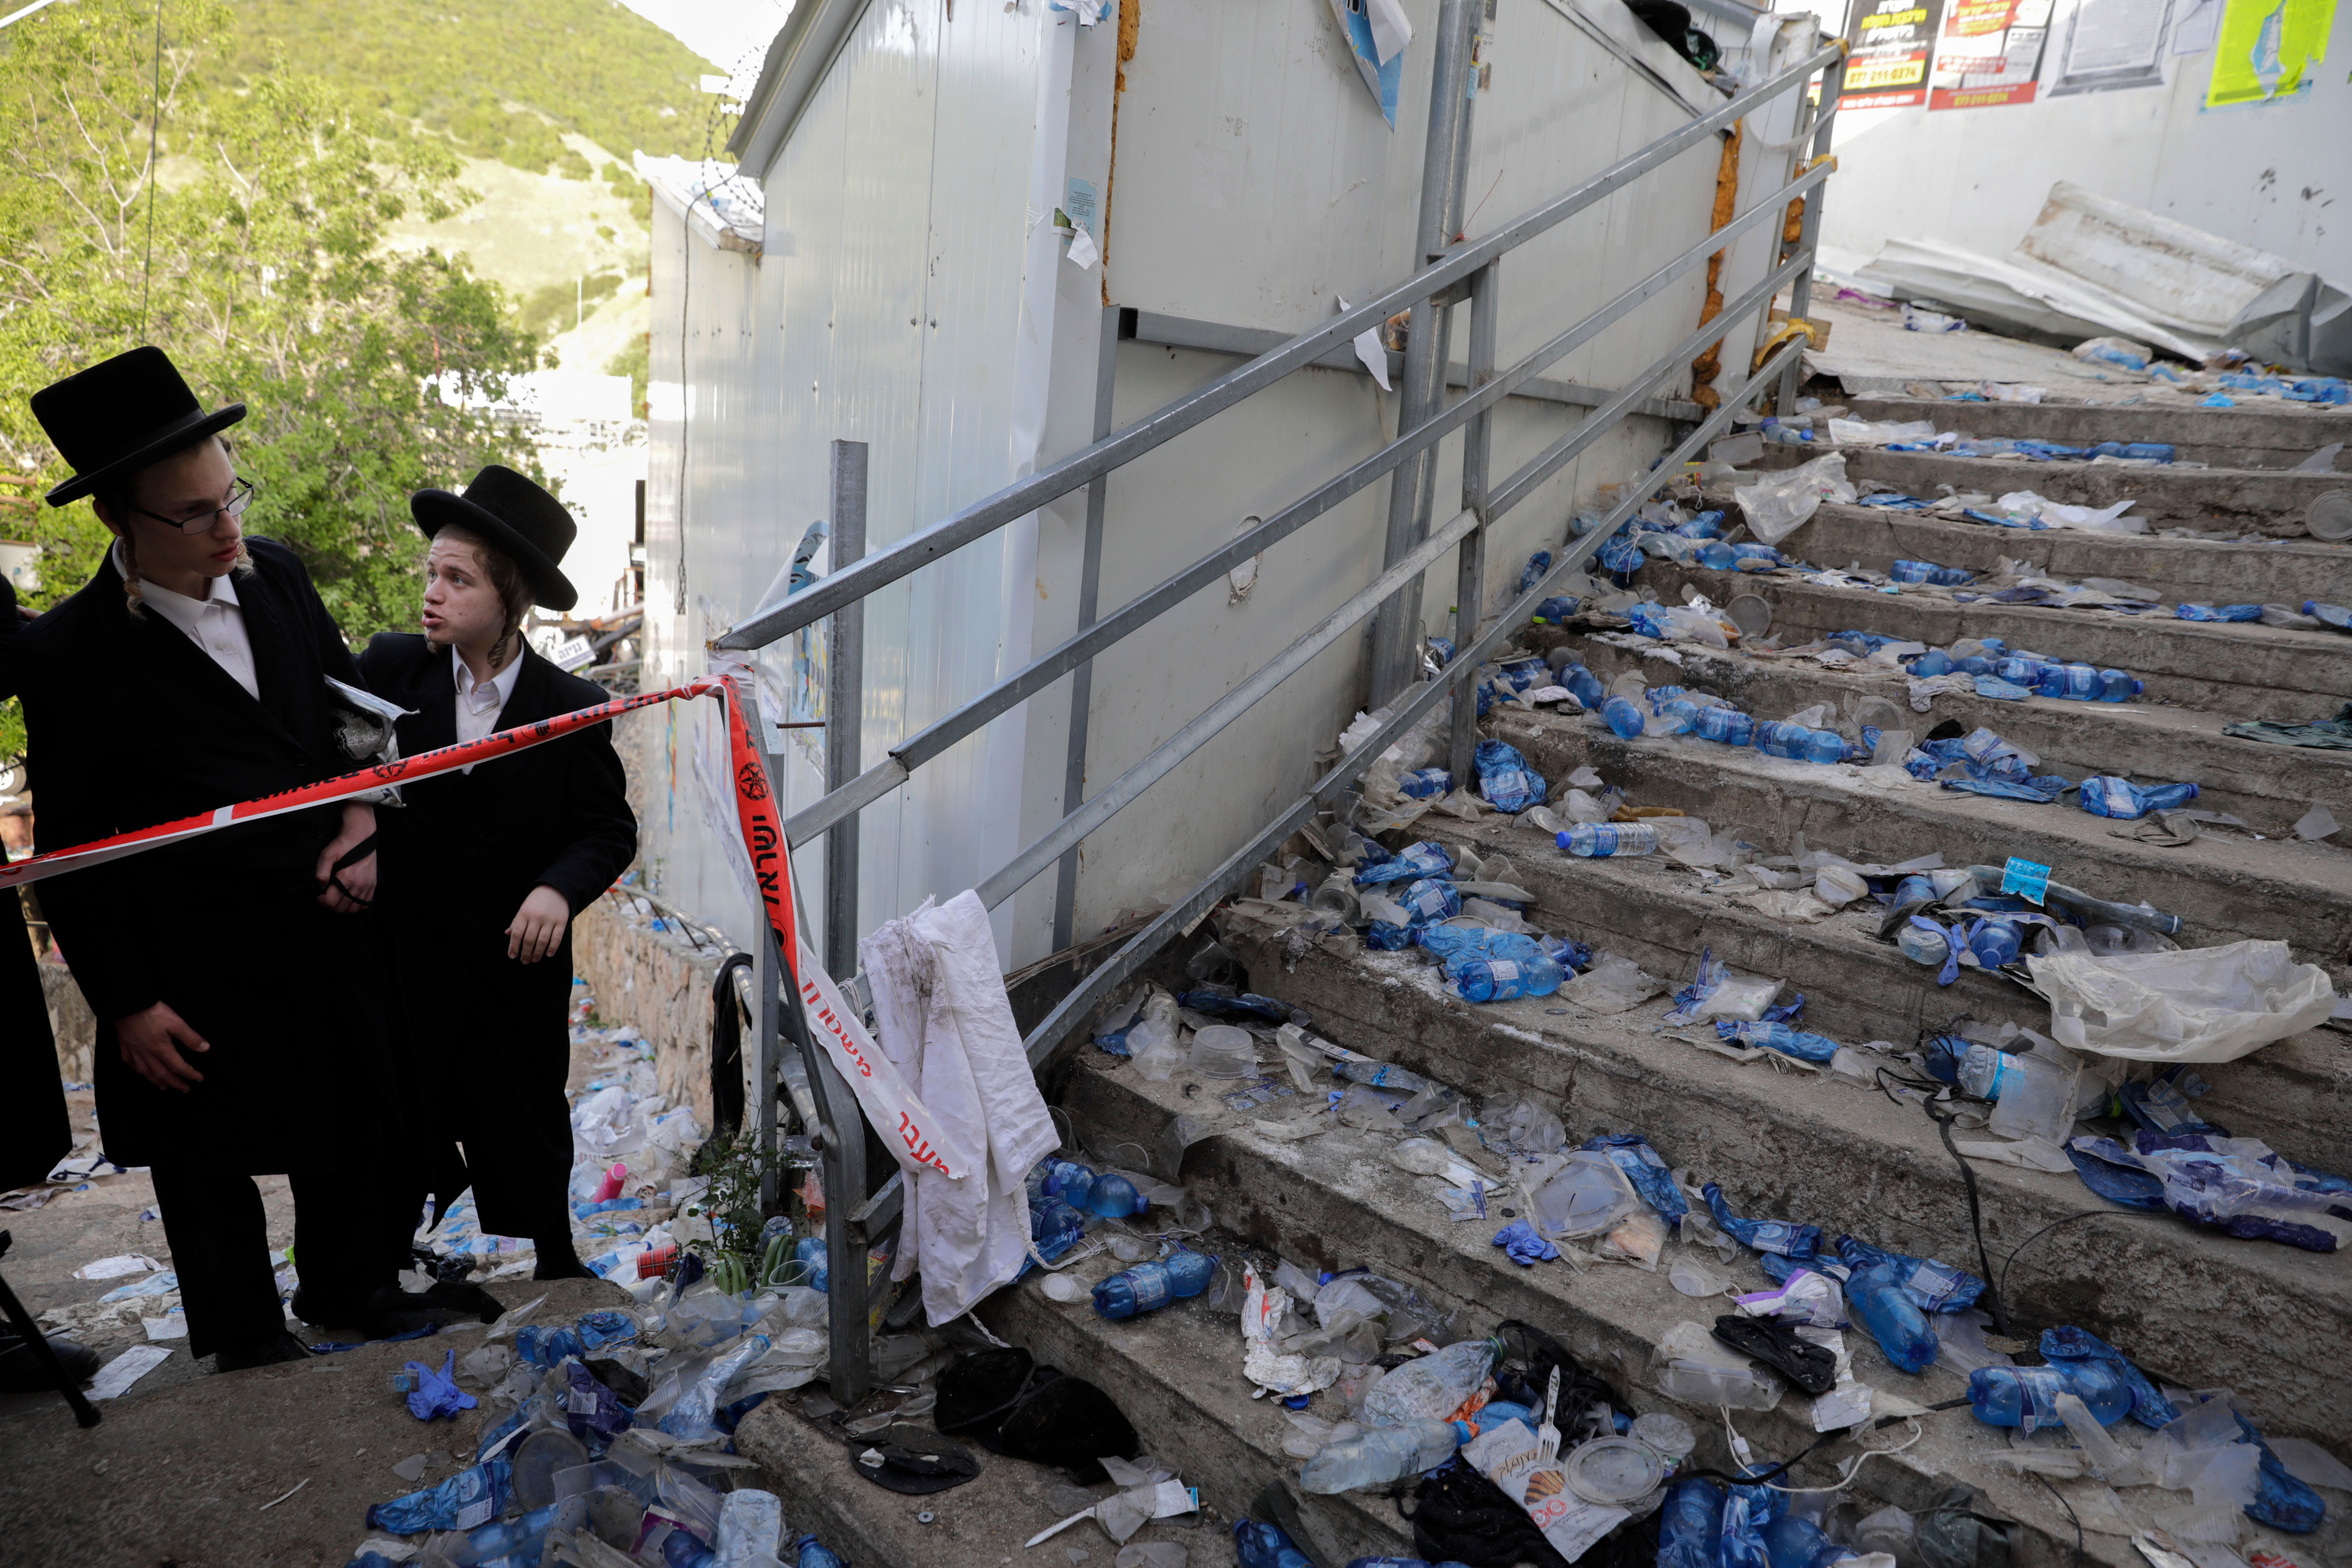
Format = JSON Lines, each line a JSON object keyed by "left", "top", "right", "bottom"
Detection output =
{"left": 1834, "top": 396, "right": 2352, "bottom": 472}
{"left": 982, "top": 1267, "right": 1417, "bottom": 1566}
{"left": 732, "top": 1393, "right": 1212, "bottom": 1568}
{"left": 1487, "top": 704, "right": 2352, "bottom": 975}
{"left": 1042, "top": 1062, "right": 2128, "bottom": 1568}
{"left": 1402, "top": 807, "right": 2352, "bottom": 1178}
{"left": 1778, "top": 501, "right": 2352, "bottom": 612}
{"left": 1545, "top": 630, "right": 2352, "bottom": 838}
{"left": 1202, "top": 924, "right": 2352, "bottom": 1443}
{"left": 1649, "top": 563, "right": 2352, "bottom": 718}
{"left": 1747, "top": 448, "right": 2346, "bottom": 538}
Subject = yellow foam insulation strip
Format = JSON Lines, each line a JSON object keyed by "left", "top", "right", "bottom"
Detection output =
{"left": 1685, "top": 120, "right": 1745, "bottom": 413}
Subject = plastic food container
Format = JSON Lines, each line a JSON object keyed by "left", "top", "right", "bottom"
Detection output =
{"left": 1564, "top": 1435, "right": 1667, "bottom": 1504}
{"left": 1631, "top": 1411, "right": 1697, "bottom": 1466}
{"left": 1189, "top": 1024, "right": 1259, "bottom": 1079}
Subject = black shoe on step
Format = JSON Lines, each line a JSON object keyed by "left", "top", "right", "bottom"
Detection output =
{"left": 289, "top": 1285, "right": 442, "bottom": 1340}
{"left": 532, "top": 1257, "right": 598, "bottom": 1282}
{"left": 213, "top": 1331, "right": 316, "bottom": 1373}
{"left": 422, "top": 1278, "right": 505, "bottom": 1322}
{"left": 0, "top": 1330, "right": 102, "bottom": 1391}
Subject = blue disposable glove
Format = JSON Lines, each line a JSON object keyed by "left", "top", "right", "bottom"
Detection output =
{"left": 402, "top": 1348, "right": 477, "bottom": 1422}
{"left": 1491, "top": 1220, "right": 1559, "bottom": 1266}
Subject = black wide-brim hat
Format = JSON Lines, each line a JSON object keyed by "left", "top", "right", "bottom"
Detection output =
{"left": 411, "top": 464, "right": 580, "bottom": 612}
{"left": 31, "top": 346, "right": 247, "bottom": 507}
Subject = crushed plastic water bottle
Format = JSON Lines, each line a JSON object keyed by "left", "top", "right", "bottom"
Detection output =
{"left": 1445, "top": 950, "right": 1566, "bottom": 1002}
{"left": 1602, "top": 695, "right": 1646, "bottom": 738}
{"left": 1966, "top": 1360, "right": 2131, "bottom": 1428}
{"left": 1559, "top": 821, "right": 1658, "bottom": 858}
{"left": 1473, "top": 740, "right": 1546, "bottom": 814}
{"left": 1847, "top": 1261, "right": 1938, "bottom": 1375}
{"left": 1890, "top": 559, "right": 1972, "bottom": 586}
{"left": 1093, "top": 1250, "right": 1215, "bottom": 1318}
{"left": 2079, "top": 777, "right": 2198, "bottom": 819}
{"left": 366, "top": 1459, "right": 513, "bottom": 1534}
{"left": 1399, "top": 767, "right": 1452, "bottom": 799}
{"left": 1713, "top": 1020, "right": 1838, "bottom": 1063}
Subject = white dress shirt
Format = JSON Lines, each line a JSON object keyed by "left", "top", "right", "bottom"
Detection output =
{"left": 453, "top": 646, "right": 523, "bottom": 773}
{"left": 117, "top": 541, "right": 258, "bottom": 701}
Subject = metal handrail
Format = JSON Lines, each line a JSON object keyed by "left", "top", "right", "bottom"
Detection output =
{"left": 722, "top": 22, "right": 1849, "bottom": 1402}
{"left": 709, "top": 37, "right": 1842, "bottom": 655}
{"left": 773, "top": 152, "right": 1833, "bottom": 852}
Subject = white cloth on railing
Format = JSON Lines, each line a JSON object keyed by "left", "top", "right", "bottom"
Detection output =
{"left": 860, "top": 891, "right": 1059, "bottom": 1325}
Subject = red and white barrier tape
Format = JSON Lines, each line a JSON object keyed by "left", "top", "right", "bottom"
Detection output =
{"left": 4, "top": 674, "right": 972, "bottom": 1181}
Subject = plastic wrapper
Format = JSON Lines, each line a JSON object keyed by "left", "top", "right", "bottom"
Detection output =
{"left": 2065, "top": 1129, "right": 2352, "bottom": 1251}
{"left": 1733, "top": 453, "right": 1855, "bottom": 545}
{"left": 1664, "top": 949, "right": 1782, "bottom": 1026}
{"left": 1556, "top": 950, "right": 1661, "bottom": 1014}
{"left": 1360, "top": 1336, "right": 1496, "bottom": 1426}
{"left": 1527, "top": 1152, "right": 1643, "bottom": 1241}
{"left": 2027, "top": 939, "right": 2334, "bottom": 1063}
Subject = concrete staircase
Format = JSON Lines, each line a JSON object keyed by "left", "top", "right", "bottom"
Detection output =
{"left": 944, "top": 395, "right": 2351, "bottom": 1566}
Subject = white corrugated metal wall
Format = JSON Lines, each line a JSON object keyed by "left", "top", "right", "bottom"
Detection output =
{"left": 1043, "top": 0, "right": 1807, "bottom": 945}
{"left": 643, "top": 0, "right": 1810, "bottom": 970}
{"left": 641, "top": 0, "right": 1080, "bottom": 960}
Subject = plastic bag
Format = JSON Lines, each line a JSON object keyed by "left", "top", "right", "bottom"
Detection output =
{"left": 1361, "top": 1336, "right": 1497, "bottom": 1426}
{"left": 1474, "top": 739, "right": 1547, "bottom": 814}
{"left": 1664, "top": 949, "right": 1782, "bottom": 1026}
{"left": 2027, "top": 939, "right": 2334, "bottom": 1063}
{"left": 1557, "top": 950, "right": 1661, "bottom": 1013}
{"left": 1733, "top": 454, "right": 1854, "bottom": 545}
{"left": 1527, "top": 1152, "right": 1642, "bottom": 1241}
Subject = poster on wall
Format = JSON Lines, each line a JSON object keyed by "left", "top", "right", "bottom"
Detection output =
{"left": 1927, "top": 0, "right": 2055, "bottom": 106}
{"left": 1841, "top": 0, "right": 1949, "bottom": 106}
{"left": 2203, "top": 0, "right": 2337, "bottom": 106}
{"left": 2045, "top": 0, "right": 2176, "bottom": 90}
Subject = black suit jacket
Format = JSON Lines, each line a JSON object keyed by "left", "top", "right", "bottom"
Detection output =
{"left": 356, "top": 633, "right": 636, "bottom": 927}
{"left": 5, "top": 537, "right": 388, "bottom": 1168}
{"left": 0, "top": 575, "right": 67, "bottom": 1191}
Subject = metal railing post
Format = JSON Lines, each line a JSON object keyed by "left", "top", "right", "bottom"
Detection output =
{"left": 1366, "top": 0, "right": 1481, "bottom": 708}
{"left": 776, "top": 923, "right": 874, "bottom": 1404}
{"left": 1053, "top": 308, "right": 1122, "bottom": 952}
{"left": 1449, "top": 260, "right": 1500, "bottom": 787}
{"left": 752, "top": 867, "right": 782, "bottom": 1214}
{"left": 1777, "top": 48, "right": 1846, "bottom": 415}
{"left": 824, "top": 440, "right": 867, "bottom": 977}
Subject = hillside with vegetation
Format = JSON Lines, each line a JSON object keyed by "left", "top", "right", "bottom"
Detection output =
{"left": 0, "top": 0, "right": 724, "bottom": 756}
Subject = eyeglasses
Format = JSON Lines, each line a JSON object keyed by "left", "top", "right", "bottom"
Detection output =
{"left": 130, "top": 477, "right": 258, "bottom": 535}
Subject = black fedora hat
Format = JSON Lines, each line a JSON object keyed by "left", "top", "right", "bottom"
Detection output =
{"left": 410, "top": 465, "right": 580, "bottom": 612}
{"left": 30, "top": 346, "right": 247, "bottom": 507}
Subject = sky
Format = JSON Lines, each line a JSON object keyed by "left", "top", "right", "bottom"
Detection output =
{"left": 614, "top": 0, "right": 793, "bottom": 86}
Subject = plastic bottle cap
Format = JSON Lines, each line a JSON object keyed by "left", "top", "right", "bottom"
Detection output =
{"left": 1563, "top": 1435, "right": 1665, "bottom": 1504}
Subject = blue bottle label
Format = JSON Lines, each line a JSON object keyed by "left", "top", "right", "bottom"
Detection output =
{"left": 1908, "top": 1259, "right": 1965, "bottom": 1312}
{"left": 2000, "top": 856, "right": 2049, "bottom": 906}
{"left": 1128, "top": 1268, "right": 1171, "bottom": 1312}
{"left": 2019, "top": 1372, "right": 2062, "bottom": 1434}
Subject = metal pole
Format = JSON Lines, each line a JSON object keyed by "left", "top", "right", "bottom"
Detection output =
{"left": 1778, "top": 48, "right": 1846, "bottom": 415}
{"left": 1449, "top": 260, "right": 1500, "bottom": 788}
{"left": 753, "top": 821, "right": 783, "bottom": 1216}
{"left": 1053, "top": 308, "right": 1121, "bottom": 952}
{"left": 1366, "top": 0, "right": 1479, "bottom": 709}
{"left": 824, "top": 440, "right": 867, "bottom": 977}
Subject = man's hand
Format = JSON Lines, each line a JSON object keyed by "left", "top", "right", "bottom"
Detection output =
{"left": 315, "top": 802, "right": 377, "bottom": 913}
{"left": 116, "top": 1002, "right": 208, "bottom": 1092}
{"left": 506, "top": 885, "right": 571, "bottom": 964}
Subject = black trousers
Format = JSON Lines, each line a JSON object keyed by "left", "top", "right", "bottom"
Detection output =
{"left": 149, "top": 1161, "right": 407, "bottom": 1358}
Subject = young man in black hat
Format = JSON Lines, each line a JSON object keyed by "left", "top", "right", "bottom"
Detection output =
{"left": 11, "top": 347, "right": 420, "bottom": 1369}
{"left": 358, "top": 466, "right": 636, "bottom": 1280}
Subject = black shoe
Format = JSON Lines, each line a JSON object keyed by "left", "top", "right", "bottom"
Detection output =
{"left": 533, "top": 1257, "right": 598, "bottom": 1282}
{"left": 422, "top": 1278, "right": 505, "bottom": 1323}
{"left": 213, "top": 1331, "right": 316, "bottom": 1373}
{"left": 289, "top": 1285, "right": 442, "bottom": 1339}
{"left": 0, "top": 1330, "right": 102, "bottom": 1392}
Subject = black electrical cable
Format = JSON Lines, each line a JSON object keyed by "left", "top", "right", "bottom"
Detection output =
{"left": 2031, "top": 1470, "right": 2088, "bottom": 1568}
{"left": 1996, "top": 1206, "right": 2170, "bottom": 1311}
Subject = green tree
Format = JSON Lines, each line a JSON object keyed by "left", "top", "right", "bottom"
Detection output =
{"left": 0, "top": 0, "right": 543, "bottom": 651}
